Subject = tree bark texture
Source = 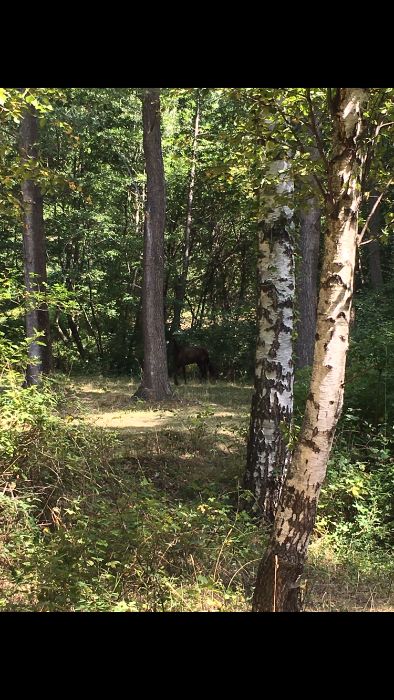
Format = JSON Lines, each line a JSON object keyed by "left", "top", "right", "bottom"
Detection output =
{"left": 67, "top": 315, "right": 86, "bottom": 360}
{"left": 171, "top": 91, "right": 201, "bottom": 336}
{"left": 252, "top": 88, "right": 369, "bottom": 611}
{"left": 244, "top": 159, "right": 295, "bottom": 522}
{"left": 295, "top": 196, "right": 321, "bottom": 367}
{"left": 20, "top": 105, "right": 51, "bottom": 385}
{"left": 134, "top": 88, "right": 172, "bottom": 401}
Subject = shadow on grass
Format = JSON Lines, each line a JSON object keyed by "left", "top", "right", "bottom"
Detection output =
{"left": 72, "top": 378, "right": 253, "bottom": 414}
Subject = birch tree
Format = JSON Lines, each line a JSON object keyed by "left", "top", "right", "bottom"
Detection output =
{"left": 244, "top": 156, "right": 295, "bottom": 522}
{"left": 252, "top": 88, "right": 369, "bottom": 612}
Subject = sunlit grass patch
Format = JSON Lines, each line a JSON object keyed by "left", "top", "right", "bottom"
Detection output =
{"left": 1, "top": 374, "right": 393, "bottom": 612}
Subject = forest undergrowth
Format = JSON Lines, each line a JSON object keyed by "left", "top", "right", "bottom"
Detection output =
{"left": 1, "top": 374, "right": 393, "bottom": 612}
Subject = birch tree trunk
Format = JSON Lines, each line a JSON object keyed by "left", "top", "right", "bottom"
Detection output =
{"left": 295, "top": 195, "right": 321, "bottom": 367}
{"left": 134, "top": 88, "right": 172, "bottom": 401}
{"left": 20, "top": 104, "right": 52, "bottom": 385}
{"left": 244, "top": 159, "right": 295, "bottom": 522}
{"left": 171, "top": 91, "right": 201, "bottom": 336}
{"left": 252, "top": 88, "right": 369, "bottom": 612}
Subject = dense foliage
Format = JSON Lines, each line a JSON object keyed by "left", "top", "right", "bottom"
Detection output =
{"left": 0, "top": 87, "right": 393, "bottom": 611}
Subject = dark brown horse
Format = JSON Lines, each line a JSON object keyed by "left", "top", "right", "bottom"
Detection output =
{"left": 172, "top": 338, "right": 217, "bottom": 385}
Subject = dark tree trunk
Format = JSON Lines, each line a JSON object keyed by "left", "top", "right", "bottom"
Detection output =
{"left": 295, "top": 196, "right": 321, "bottom": 367}
{"left": 171, "top": 91, "right": 201, "bottom": 335}
{"left": 62, "top": 239, "right": 87, "bottom": 362}
{"left": 134, "top": 88, "right": 172, "bottom": 401}
{"left": 85, "top": 260, "right": 103, "bottom": 359}
{"left": 238, "top": 240, "right": 248, "bottom": 306}
{"left": 252, "top": 88, "right": 369, "bottom": 612}
{"left": 366, "top": 193, "right": 384, "bottom": 288}
{"left": 67, "top": 315, "right": 86, "bottom": 360}
{"left": 55, "top": 311, "right": 71, "bottom": 345}
{"left": 19, "top": 104, "right": 51, "bottom": 385}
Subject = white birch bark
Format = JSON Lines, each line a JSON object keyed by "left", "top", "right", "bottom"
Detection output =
{"left": 245, "top": 158, "right": 295, "bottom": 521}
{"left": 253, "top": 88, "right": 369, "bottom": 612}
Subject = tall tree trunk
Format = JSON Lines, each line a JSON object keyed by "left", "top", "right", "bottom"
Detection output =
{"left": 171, "top": 91, "right": 201, "bottom": 336}
{"left": 252, "top": 88, "right": 369, "bottom": 612}
{"left": 366, "top": 192, "right": 384, "bottom": 288}
{"left": 54, "top": 310, "right": 71, "bottom": 345}
{"left": 62, "top": 238, "right": 87, "bottom": 361}
{"left": 244, "top": 158, "right": 295, "bottom": 522}
{"left": 19, "top": 104, "right": 51, "bottom": 385}
{"left": 295, "top": 196, "right": 321, "bottom": 367}
{"left": 134, "top": 88, "right": 172, "bottom": 401}
{"left": 238, "top": 240, "right": 248, "bottom": 307}
{"left": 87, "top": 272, "right": 103, "bottom": 358}
{"left": 67, "top": 315, "right": 86, "bottom": 360}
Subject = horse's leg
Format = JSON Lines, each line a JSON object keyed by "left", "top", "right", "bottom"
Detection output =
{"left": 183, "top": 363, "right": 187, "bottom": 384}
{"left": 174, "top": 366, "right": 179, "bottom": 385}
{"left": 197, "top": 361, "right": 207, "bottom": 382}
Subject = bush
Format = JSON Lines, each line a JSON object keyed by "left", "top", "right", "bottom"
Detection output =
{"left": 0, "top": 336, "right": 263, "bottom": 611}
{"left": 346, "top": 281, "right": 394, "bottom": 425}
{"left": 316, "top": 414, "right": 394, "bottom": 550}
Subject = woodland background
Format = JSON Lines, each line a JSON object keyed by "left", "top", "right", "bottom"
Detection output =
{"left": 0, "top": 87, "right": 393, "bottom": 611}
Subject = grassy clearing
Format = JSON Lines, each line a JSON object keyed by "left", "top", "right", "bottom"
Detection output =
{"left": 1, "top": 375, "right": 393, "bottom": 612}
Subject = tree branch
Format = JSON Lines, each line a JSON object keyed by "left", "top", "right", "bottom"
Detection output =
{"left": 274, "top": 101, "right": 327, "bottom": 200}
{"left": 357, "top": 183, "right": 392, "bottom": 245}
{"left": 305, "top": 89, "right": 330, "bottom": 172}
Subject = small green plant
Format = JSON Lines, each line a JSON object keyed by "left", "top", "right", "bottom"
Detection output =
{"left": 188, "top": 407, "right": 216, "bottom": 446}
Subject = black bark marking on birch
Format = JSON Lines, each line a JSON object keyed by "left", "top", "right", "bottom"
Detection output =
{"left": 307, "top": 392, "right": 319, "bottom": 410}
{"left": 327, "top": 426, "right": 336, "bottom": 440}
{"left": 301, "top": 438, "right": 320, "bottom": 453}
{"left": 259, "top": 307, "right": 274, "bottom": 324}
{"left": 252, "top": 551, "right": 303, "bottom": 612}
{"left": 268, "top": 338, "right": 280, "bottom": 357}
{"left": 253, "top": 487, "right": 318, "bottom": 611}
{"left": 253, "top": 88, "right": 368, "bottom": 611}
{"left": 323, "top": 273, "right": 347, "bottom": 288}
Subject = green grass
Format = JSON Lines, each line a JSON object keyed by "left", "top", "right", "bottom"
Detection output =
{"left": 0, "top": 375, "right": 393, "bottom": 612}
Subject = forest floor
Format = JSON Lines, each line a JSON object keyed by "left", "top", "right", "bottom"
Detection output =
{"left": 64, "top": 375, "right": 394, "bottom": 613}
